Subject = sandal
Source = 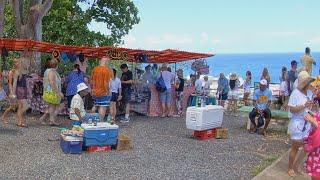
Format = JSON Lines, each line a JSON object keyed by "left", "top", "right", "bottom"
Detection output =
{"left": 287, "top": 169, "right": 296, "bottom": 177}
{"left": 49, "top": 122, "right": 61, "bottom": 127}
{"left": 260, "top": 129, "right": 267, "bottom": 136}
{"left": 249, "top": 127, "right": 257, "bottom": 134}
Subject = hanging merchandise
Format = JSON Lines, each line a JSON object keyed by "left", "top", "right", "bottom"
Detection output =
{"left": 1, "top": 47, "right": 8, "bottom": 57}
{"left": 60, "top": 52, "right": 69, "bottom": 63}
{"left": 68, "top": 52, "right": 77, "bottom": 62}
{"left": 79, "top": 52, "right": 85, "bottom": 63}
{"left": 52, "top": 50, "right": 60, "bottom": 59}
{"left": 191, "top": 59, "right": 210, "bottom": 75}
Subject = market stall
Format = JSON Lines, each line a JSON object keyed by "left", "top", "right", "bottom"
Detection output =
{"left": 0, "top": 38, "right": 214, "bottom": 116}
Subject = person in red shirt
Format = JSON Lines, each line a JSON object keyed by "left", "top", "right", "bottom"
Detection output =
{"left": 91, "top": 57, "right": 113, "bottom": 121}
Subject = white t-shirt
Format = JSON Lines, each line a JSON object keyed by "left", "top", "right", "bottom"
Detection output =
{"left": 159, "top": 71, "right": 173, "bottom": 90}
{"left": 70, "top": 94, "right": 86, "bottom": 121}
{"left": 109, "top": 77, "right": 121, "bottom": 93}
{"left": 280, "top": 81, "right": 289, "bottom": 96}
{"left": 287, "top": 89, "right": 313, "bottom": 139}
{"left": 195, "top": 79, "right": 203, "bottom": 93}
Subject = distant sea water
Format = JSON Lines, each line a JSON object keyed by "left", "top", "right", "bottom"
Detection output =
{"left": 180, "top": 52, "right": 320, "bottom": 83}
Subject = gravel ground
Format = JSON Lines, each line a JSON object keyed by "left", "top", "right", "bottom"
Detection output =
{"left": 0, "top": 113, "right": 289, "bottom": 180}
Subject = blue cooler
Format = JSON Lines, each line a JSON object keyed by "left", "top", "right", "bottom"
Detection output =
{"left": 60, "top": 135, "right": 83, "bottom": 154}
{"left": 81, "top": 122, "right": 119, "bottom": 146}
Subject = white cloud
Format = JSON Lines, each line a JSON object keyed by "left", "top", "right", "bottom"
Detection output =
{"left": 200, "top": 32, "right": 209, "bottom": 43}
{"left": 212, "top": 38, "right": 221, "bottom": 44}
{"left": 308, "top": 37, "right": 320, "bottom": 44}
{"left": 146, "top": 34, "right": 193, "bottom": 45}
{"left": 263, "top": 31, "right": 298, "bottom": 38}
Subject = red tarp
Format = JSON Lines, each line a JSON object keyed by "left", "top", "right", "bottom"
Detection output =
{"left": 0, "top": 38, "right": 214, "bottom": 63}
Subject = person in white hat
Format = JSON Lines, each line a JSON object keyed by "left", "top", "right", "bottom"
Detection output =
{"left": 69, "top": 83, "right": 90, "bottom": 126}
{"left": 248, "top": 79, "right": 272, "bottom": 135}
{"left": 287, "top": 70, "right": 315, "bottom": 177}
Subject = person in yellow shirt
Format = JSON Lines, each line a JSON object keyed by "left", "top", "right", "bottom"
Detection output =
{"left": 300, "top": 47, "right": 316, "bottom": 75}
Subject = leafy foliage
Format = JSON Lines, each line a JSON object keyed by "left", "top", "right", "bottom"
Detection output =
{"left": 2, "top": 0, "right": 140, "bottom": 74}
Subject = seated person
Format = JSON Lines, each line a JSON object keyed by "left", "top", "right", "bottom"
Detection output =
{"left": 70, "top": 83, "right": 98, "bottom": 126}
{"left": 249, "top": 79, "right": 272, "bottom": 136}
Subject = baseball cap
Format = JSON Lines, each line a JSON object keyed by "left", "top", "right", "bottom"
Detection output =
{"left": 260, "top": 79, "right": 268, "bottom": 86}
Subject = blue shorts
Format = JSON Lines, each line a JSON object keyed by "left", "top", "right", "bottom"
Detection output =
{"left": 93, "top": 96, "right": 111, "bottom": 106}
{"left": 110, "top": 92, "right": 119, "bottom": 102}
{"left": 160, "top": 89, "right": 172, "bottom": 103}
{"left": 122, "top": 88, "right": 132, "bottom": 104}
{"left": 71, "top": 120, "right": 82, "bottom": 126}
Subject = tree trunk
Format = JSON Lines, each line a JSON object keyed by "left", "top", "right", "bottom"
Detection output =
{"left": 11, "top": 0, "right": 53, "bottom": 74}
{"left": 0, "top": 0, "right": 5, "bottom": 38}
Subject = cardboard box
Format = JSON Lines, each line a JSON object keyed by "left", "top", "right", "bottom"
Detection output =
{"left": 117, "top": 134, "right": 132, "bottom": 151}
{"left": 193, "top": 128, "right": 216, "bottom": 140}
{"left": 215, "top": 128, "right": 228, "bottom": 139}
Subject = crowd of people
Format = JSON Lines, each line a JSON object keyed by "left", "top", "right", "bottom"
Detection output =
{"left": 0, "top": 47, "right": 319, "bottom": 179}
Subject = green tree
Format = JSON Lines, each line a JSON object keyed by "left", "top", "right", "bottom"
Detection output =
{"left": 0, "top": 0, "right": 140, "bottom": 72}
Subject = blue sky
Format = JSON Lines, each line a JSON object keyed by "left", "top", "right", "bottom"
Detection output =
{"left": 89, "top": 0, "right": 320, "bottom": 54}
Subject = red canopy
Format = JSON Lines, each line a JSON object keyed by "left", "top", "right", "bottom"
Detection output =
{"left": 0, "top": 38, "right": 214, "bottom": 63}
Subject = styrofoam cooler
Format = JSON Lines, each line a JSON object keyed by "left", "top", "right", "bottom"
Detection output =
{"left": 186, "top": 105, "right": 224, "bottom": 131}
{"left": 81, "top": 122, "right": 119, "bottom": 146}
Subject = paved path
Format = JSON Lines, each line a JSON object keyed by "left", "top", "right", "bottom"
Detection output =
{"left": 253, "top": 149, "right": 310, "bottom": 180}
{"left": 0, "top": 114, "right": 288, "bottom": 179}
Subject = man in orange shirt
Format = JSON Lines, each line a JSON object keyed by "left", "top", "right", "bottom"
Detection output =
{"left": 91, "top": 57, "right": 113, "bottom": 121}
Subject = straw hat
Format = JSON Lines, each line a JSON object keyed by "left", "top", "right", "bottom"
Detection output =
{"left": 298, "top": 71, "right": 315, "bottom": 89}
{"left": 230, "top": 73, "right": 238, "bottom": 80}
{"left": 311, "top": 76, "right": 320, "bottom": 87}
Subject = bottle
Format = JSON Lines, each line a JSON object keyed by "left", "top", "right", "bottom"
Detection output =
{"left": 88, "top": 118, "right": 92, "bottom": 124}
{"left": 201, "top": 96, "right": 205, "bottom": 107}
{"left": 197, "top": 98, "right": 201, "bottom": 107}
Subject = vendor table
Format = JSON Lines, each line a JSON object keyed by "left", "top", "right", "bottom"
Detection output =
{"left": 187, "top": 95, "right": 216, "bottom": 107}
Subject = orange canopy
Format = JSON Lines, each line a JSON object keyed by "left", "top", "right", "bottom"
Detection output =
{"left": 0, "top": 38, "right": 214, "bottom": 63}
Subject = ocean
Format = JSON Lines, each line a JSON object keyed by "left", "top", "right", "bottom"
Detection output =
{"left": 177, "top": 52, "right": 320, "bottom": 83}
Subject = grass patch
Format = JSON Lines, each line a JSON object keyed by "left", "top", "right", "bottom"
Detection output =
{"left": 251, "top": 155, "right": 280, "bottom": 177}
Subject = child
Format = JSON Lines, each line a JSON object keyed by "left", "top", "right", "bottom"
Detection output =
{"left": 109, "top": 68, "right": 121, "bottom": 122}
{"left": 227, "top": 73, "right": 239, "bottom": 115}
{"left": 243, "top": 71, "right": 252, "bottom": 106}
{"left": 279, "top": 66, "right": 289, "bottom": 110}
{"left": 304, "top": 112, "right": 320, "bottom": 180}
{"left": 69, "top": 83, "right": 89, "bottom": 126}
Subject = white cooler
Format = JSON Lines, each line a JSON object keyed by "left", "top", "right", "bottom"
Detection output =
{"left": 186, "top": 105, "right": 224, "bottom": 131}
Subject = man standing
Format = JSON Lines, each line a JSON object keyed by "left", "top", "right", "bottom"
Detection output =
{"left": 301, "top": 47, "right": 315, "bottom": 75}
{"left": 288, "top": 60, "right": 298, "bottom": 95}
{"left": 141, "top": 65, "right": 155, "bottom": 115}
{"left": 91, "top": 57, "right": 113, "bottom": 121}
{"left": 249, "top": 79, "right": 272, "bottom": 136}
{"left": 216, "top": 73, "right": 229, "bottom": 107}
{"left": 120, "top": 64, "right": 133, "bottom": 122}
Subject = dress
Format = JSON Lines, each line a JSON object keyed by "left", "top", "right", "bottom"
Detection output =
{"left": 304, "top": 147, "right": 320, "bottom": 178}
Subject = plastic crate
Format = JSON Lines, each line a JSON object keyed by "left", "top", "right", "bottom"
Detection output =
{"left": 85, "top": 145, "right": 111, "bottom": 153}
{"left": 193, "top": 128, "right": 216, "bottom": 140}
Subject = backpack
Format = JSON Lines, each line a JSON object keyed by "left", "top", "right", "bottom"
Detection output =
{"left": 155, "top": 72, "right": 167, "bottom": 92}
{"left": 257, "top": 114, "right": 265, "bottom": 128}
{"left": 33, "top": 81, "right": 43, "bottom": 97}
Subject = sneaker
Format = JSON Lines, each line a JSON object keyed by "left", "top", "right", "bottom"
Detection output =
{"left": 120, "top": 117, "right": 130, "bottom": 123}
